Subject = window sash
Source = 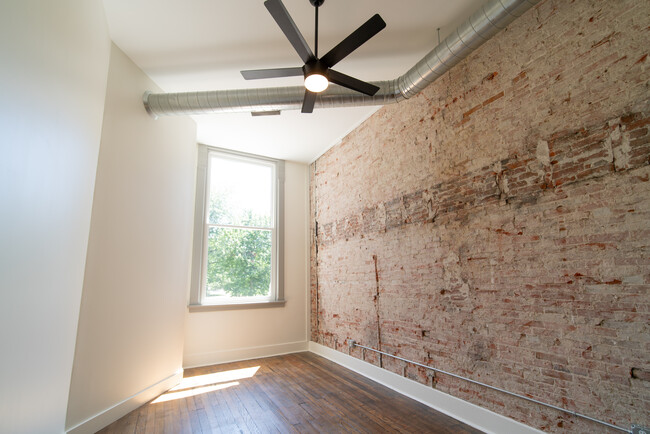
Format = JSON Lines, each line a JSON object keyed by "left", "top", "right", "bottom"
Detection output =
{"left": 200, "top": 225, "right": 276, "bottom": 305}
{"left": 189, "top": 145, "right": 284, "bottom": 308}
{"left": 205, "top": 151, "right": 275, "bottom": 228}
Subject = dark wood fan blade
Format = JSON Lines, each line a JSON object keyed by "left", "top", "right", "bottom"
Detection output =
{"left": 327, "top": 69, "right": 380, "bottom": 96}
{"left": 301, "top": 90, "right": 317, "bottom": 113}
{"left": 264, "top": 0, "right": 314, "bottom": 64}
{"left": 241, "top": 67, "right": 304, "bottom": 80}
{"left": 321, "top": 14, "right": 386, "bottom": 68}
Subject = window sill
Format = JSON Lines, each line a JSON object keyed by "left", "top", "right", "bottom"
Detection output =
{"left": 188, "top": 299, "right": 286, "bottom": 313}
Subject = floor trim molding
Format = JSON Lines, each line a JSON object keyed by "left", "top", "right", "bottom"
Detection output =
{"left": 65, "top": 369, "right": 183, "bottom": 434}
{"left": 183, "top": 340, "right": 309, "bottom": 369}
{"left": 308, "top": 341, "right": 542, "bottom": 434}
{"left": 68, "top": 342, "right": 541, "bottom": 434}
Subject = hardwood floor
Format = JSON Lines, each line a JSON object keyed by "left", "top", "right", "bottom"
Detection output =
{"left": 98, "top": 352, "right": 483, "bottom": 433}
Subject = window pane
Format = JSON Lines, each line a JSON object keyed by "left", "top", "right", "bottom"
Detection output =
{"left": 205, "top": 227, "right": 272, "bottom": 299}
{"left": 208, "top": 155, "right": 272, "bottom": 227}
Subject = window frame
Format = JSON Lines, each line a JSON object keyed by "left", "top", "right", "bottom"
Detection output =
{"left": 189, "top": 145, "right": 285, "bottom": 310}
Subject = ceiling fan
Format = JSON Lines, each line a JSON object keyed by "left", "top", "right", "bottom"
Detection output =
{"left": 241, "top": 0, "right": 386, "bottom": 113}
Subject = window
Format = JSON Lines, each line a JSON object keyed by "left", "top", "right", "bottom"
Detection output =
{"left": 189, "top": 146, "right": 284, "bottom": 309}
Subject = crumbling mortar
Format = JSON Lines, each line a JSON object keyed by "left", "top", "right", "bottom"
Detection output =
{"left": 313, "top": 112, "right": 649, "bottom": 247}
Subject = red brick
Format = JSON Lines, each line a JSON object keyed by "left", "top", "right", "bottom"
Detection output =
{"left": 309, "top": 0, "right": 650, "bottom": 431}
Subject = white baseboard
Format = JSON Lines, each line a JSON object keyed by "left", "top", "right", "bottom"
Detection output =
{"left": 309, "top": 342, "right": 542, "bottom": 434}
{"left": 65, "top": 369, "right": 183, "bottom": 434}
{"left": 68, "top": 341, "right": 538, "bottom": 434}
{"left": 183, "top": 340, "right": 309, "bottom": 369}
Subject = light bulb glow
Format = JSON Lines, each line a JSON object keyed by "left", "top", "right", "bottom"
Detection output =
{"left": 304, "top": 73, "right": 329, "bottom": 92}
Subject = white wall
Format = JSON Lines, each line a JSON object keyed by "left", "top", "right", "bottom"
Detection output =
{"left": 183, "top": 162, "right": 310, "bottom": 367}
{"left": 0, "top": 1, "right": 111, "bottom": 433}
{"left": 65, "top": 44, "right": 197, "bottom": 431}
{"left": 0, "top": 2, "right": 308, "bottom": 430}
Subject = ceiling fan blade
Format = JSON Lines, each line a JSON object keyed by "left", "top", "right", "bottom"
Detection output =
{"left": 241, "top": 67, "right": 304, "bottom": 80}
{"left": 327, "top": 69, "right": 380, "bottom": 96}
{"left": 301, "top": 90, "right": 317, "bottom": 113}
{"left": 264, "top": 0, "right": 314, "bottom": 64}
{"left": 320, "top": 14, "right": 386, "bottom": 68}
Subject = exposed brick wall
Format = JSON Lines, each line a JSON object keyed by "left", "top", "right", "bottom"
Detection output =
{"left": 310, "top": 0, "right": 649, "bottom": 432}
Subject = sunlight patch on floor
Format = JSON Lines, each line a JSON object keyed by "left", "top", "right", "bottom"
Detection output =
{"left": 152, "top": 381, "right": 240, "bottom": 403}
{"left": 172, "top": 366, "right": 260, "bottom": 391}
{"left": 151, "top": 365, "right": 261, "bottom": 403}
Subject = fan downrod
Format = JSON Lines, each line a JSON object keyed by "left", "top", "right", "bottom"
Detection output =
{"left": 309, "top": 0, "right": 324, "bottom": 7}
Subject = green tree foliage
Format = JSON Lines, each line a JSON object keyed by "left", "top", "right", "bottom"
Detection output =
{"left": 206, "top": 195, "right": 272, "bottom": 297}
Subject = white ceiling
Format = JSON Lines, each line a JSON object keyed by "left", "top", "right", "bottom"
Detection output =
{"left": 103, "top": 0, "right": 483, "bottom": 163}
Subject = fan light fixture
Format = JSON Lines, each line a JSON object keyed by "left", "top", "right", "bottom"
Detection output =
{"left": 240, "top": 0, "right": 385, "bottom": 113}
{"left": 304, "top": 73, "right": 328, "bottom": 92}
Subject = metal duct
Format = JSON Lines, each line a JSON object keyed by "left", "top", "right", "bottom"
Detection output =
{"left": 144, "top": 0, "right": 540, "bottom": 118}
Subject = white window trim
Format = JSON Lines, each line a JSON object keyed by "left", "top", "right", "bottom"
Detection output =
{"left": 189, "top": 145, "right": 285, "bottom": 311}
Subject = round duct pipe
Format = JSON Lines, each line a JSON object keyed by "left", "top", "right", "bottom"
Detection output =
{"left": 144, "top": 0, "right": 540, "bottom": 118}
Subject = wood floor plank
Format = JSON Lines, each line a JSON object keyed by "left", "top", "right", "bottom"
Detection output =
{"left": 133, "top": 408, "right": 147, "bottom": 434}
{"left": 183, "top": 396, "right": 204, "bottom": 434}
{"left": 144, "top": 400, "right": 157, "bottom": 434}
{"left": 194, "top": 406, "right": 210, "bottom": 433}
{"left": 197, "top": 391, "right": 221, "bottom": 432}
{"left": 177, "top": 395, "right": 194, "bottom": 434}
{"left": 237, "top": 373, "right": 293, "bottom": 433}
{"left": 252, "top": 374, "right": 309, "bottom": 426}
{"left": 98, "top": 352, "right": 484, "bottom": 433}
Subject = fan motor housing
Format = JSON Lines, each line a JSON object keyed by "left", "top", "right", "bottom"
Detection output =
{"left": 309, "top": 0, "right": 324, "bottom": 7}
{"left": 303, "top": 60, "right": 327, "bottom": 78}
